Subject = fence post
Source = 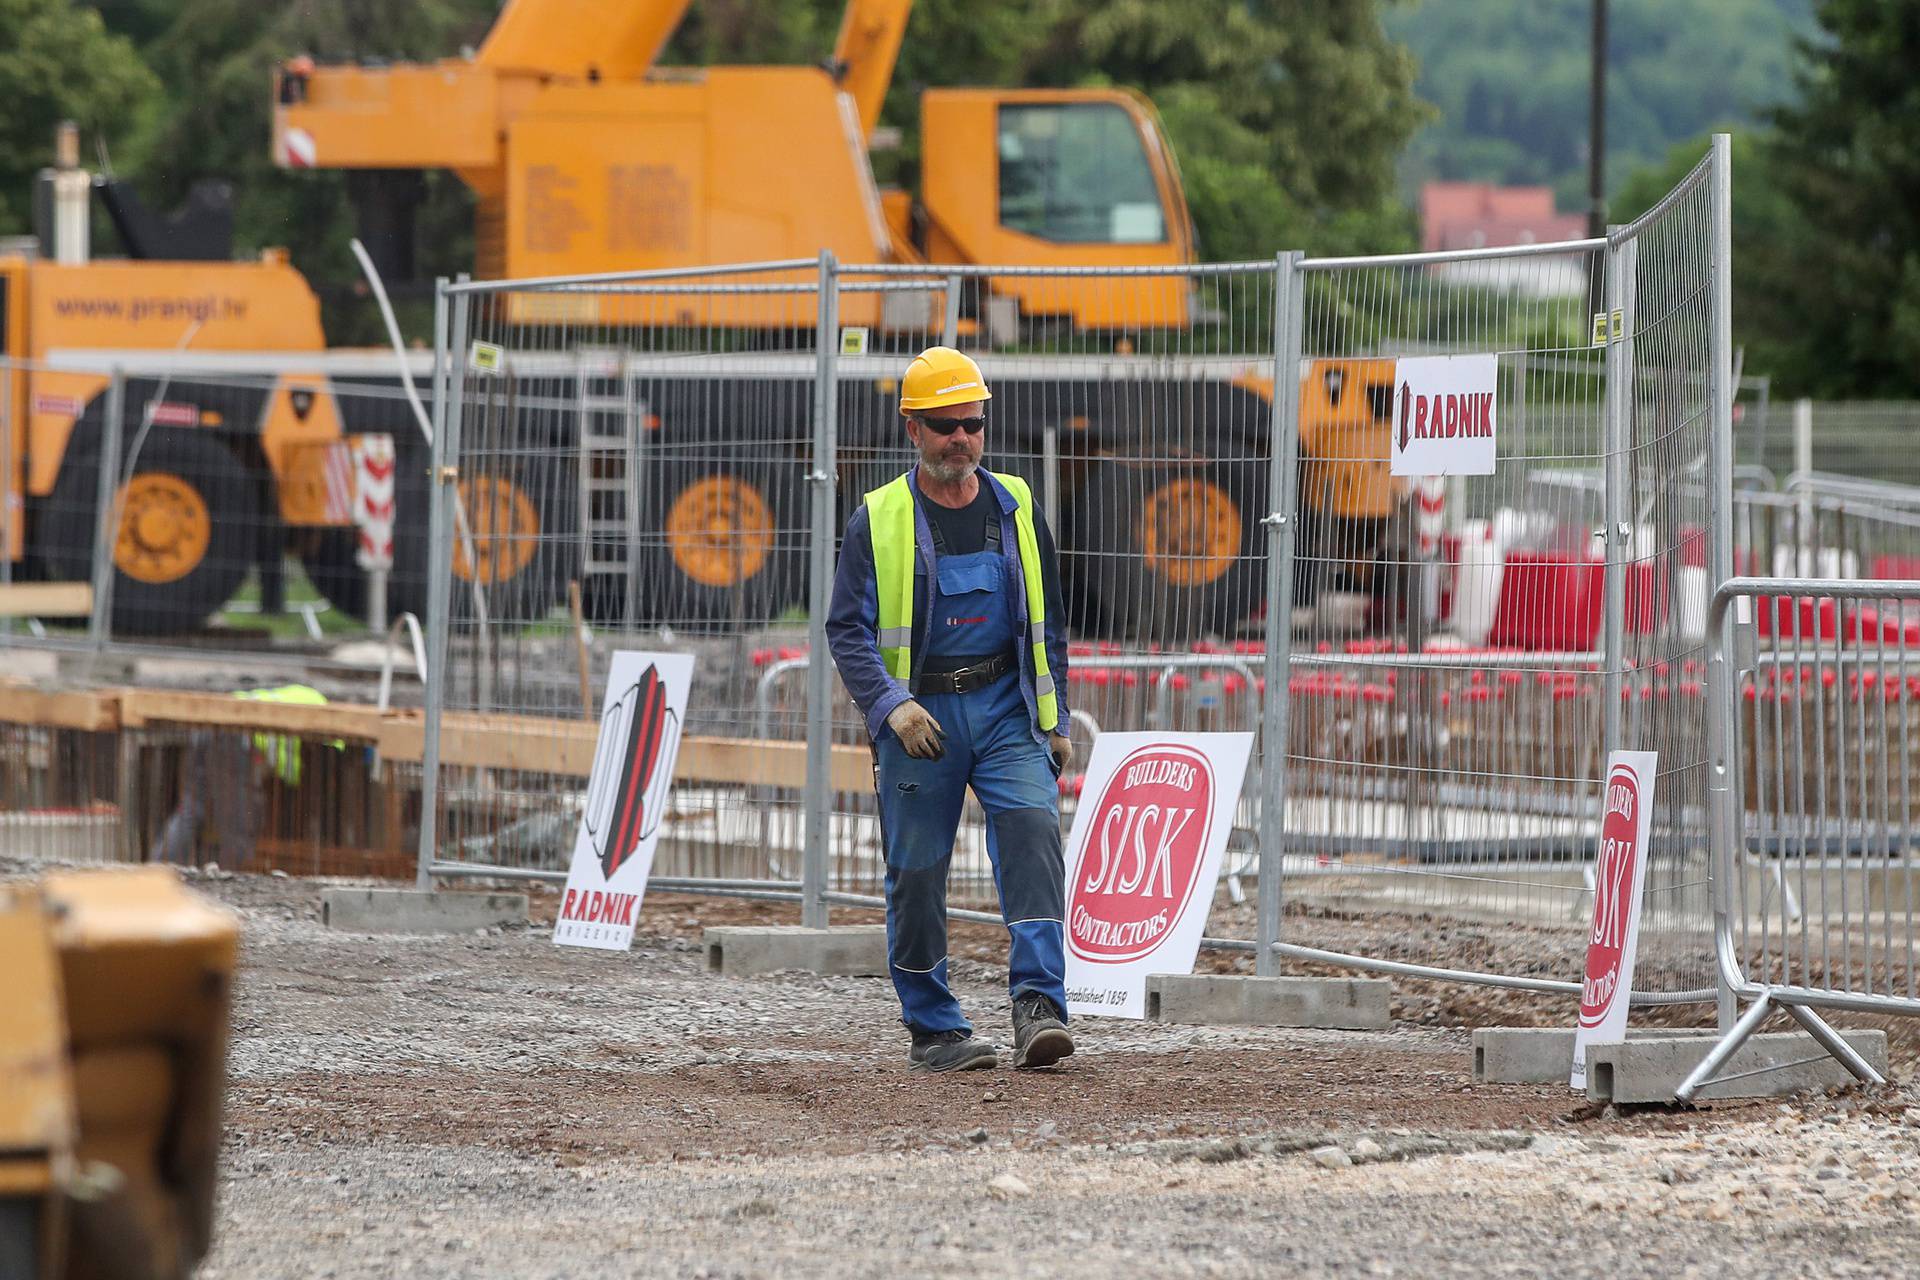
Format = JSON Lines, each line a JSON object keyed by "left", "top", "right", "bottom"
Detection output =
{"left": 416, "top": 280, "right": 463, "bottom": 891}
{"left": 87, "top": 368, "right": 127, "bottom": 651}
{"left": 1257, "top": 251, "right": 1305, "bottom": 978}
{"left": 1708, "top": 133, "right": 1738, "bottom": 1031}
{"left": 1600, "top": 235, "right": 1633, "bottom": 752}
{"left": 802, "top": 251, "right": 841, "bottom": 929}
{"left": 1794, "top": 397, "right": 1813, "bottom": 569}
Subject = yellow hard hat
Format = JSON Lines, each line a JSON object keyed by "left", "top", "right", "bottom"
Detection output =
{"left": 898, "top": 346, "right": 992, "bottom": 416}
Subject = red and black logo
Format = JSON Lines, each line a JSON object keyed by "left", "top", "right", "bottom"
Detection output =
{"left": 584, "top": 664, "right": 678, "bottom": 880}
{"left": 1398, "top": 380, "right": 1412, "bottom": 453}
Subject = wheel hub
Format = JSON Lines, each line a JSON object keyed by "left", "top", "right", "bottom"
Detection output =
{"left": 1141, "top": 479, "right": 1240, "bottom": 587}
{"left": 114, "top": 472, "right": 211, "bottom": 585}
{"left": 452, "top": 475, "right": 541, "bottom": 584}
{"left": 667, "top": 477, "right": 773, "bottom": 587}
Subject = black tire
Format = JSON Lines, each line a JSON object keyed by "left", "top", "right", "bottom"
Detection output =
{"left": 629, "top": 456, "right": 804, "bottom": 627}
{"left": 1068, "top": 456, "right": 1263, "bottom": 643}
{"left": 37, "top": 428, "right": 261, "bottom": 636}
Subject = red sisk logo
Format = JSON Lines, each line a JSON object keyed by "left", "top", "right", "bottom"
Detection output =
{"left": 1068, "top": 744, "right": 1214, "bottom": 964}
{"left": 1398, "top": 380, "right": 1412, "bottom": 452}
{"left": 1580, "top": 762, "right": 1643, "bottom": 1028}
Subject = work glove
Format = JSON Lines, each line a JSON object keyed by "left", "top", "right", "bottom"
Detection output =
{"left": 1049, "top": 732, "right": 1074, "bottom": 773}
{"left": 887, "top": 700, "right": 947, "bottom": 760}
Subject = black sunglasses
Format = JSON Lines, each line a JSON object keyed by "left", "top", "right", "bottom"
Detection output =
{"left": 914, "top": 414, "right": 987, "bottom": 436}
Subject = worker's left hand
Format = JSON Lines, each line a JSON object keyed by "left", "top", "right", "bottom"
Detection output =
{"left": 1049, "top": 732, "right": 1073, "bottom": 773}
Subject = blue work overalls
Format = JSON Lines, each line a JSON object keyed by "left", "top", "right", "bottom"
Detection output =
{"left": 875, "top": 499, "right": 1068, "bottom": 1035}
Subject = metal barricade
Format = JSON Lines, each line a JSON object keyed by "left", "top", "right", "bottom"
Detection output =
{"left": 1262, "top": 138, "right": 1729, "bottom": 1004}
{"left": 421, "top": 261, "right": 825, "bottom": 901}
{"left": 1679, "top": 576, "right": 1913, "bottom": 1098}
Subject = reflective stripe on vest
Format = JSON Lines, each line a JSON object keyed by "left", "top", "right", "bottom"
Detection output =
{"left": 863, "top": 472, "right": 1058, "bottom": 732}
{"left": 233, "top": 683, "right": 335, "bottom": 787}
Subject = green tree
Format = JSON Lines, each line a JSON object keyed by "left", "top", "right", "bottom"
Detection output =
{"left": 1617, "top": 3, "right": 1920, "bottom": 397}
{"left": 1389, "top": 0, "right": 1812, "bottom": 211}
{"left": 0, "top": 0, "right": 157, "bottom": 233}
{"left": 1763, "top": 0, "right": 1920, "bottom": 395}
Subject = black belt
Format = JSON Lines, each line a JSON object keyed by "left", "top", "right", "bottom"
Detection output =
{"left": 912, "top": 652, "right": 1017, "bottom": 696}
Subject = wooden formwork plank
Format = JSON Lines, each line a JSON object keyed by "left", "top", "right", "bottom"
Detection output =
{"left": 0, "top": 582, "right": 91, "bottom": 618}
{"left": 377, "top": 711, "right": 872, "bottom": 791}
{"left": 117, "top": 689, "right": 386, "bottom": 742}
{"left": 0, "top": 683, "right": 120, "bottom": 732}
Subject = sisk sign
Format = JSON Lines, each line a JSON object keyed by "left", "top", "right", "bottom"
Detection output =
{"left": 1390, "top": 353, "right": 1499, "bottom": 478}
{"left": 1570, "top": 750, "right": 1659, "bottom": 1090}
{"left": 1064, "top": 732, "right": 1253, "bottom": 1019}
{"left": 554, "top": 651, "right": 695, "bottom": 951}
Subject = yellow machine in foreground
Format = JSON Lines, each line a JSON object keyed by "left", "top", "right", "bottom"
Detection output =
{"left": 0, "top": 868, "right": 238, "bottom": 1280}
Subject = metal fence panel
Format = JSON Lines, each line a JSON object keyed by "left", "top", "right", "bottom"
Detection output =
{"left": 1266, "top": 145, "right": 1724, "bottom": 1004}
{"left": 812, "top": 262, "right": 1279, "bottom": 937}
{"left": 422, "top": 264, "right": 826, "bottom": 900}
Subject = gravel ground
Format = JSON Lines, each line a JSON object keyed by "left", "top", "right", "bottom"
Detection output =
{"left": 9, "top": 858, "right": 1920, "bottom": 1278}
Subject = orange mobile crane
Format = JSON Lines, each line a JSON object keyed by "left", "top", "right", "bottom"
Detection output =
{"left": 2, "top": 0, "right": 1415, "bottom": 638}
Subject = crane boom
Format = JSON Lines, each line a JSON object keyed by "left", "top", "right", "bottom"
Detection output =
{"left": 832, "top": 0, "right": 912, "bottom": 140}
{"left": 477, "top": 0, "right": 693, "bottom": 79}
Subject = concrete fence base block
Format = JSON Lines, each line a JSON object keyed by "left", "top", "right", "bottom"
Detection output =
{"left": 322, "top": 888, "right": 526, "bottom": 934}
{"left": 1145, "top": 973, "right": 1391, "bottom": 1030}
{"left": 1473, "top": 1027, "right": 1722, "bottom": 1085}
{"left": 1586, "top": 1030, "right": 1890, "bottom": 1104}
{"left": 704, "top": 926, "right": 888, "bottom": 978}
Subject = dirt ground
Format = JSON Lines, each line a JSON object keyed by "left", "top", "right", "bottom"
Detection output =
{"left": 13, "top": 860, "right": 1920, "bottom": 1278}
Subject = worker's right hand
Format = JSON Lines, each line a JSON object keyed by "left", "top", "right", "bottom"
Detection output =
{"left": 887, "top": 700, "right": 947, "bottom": 760}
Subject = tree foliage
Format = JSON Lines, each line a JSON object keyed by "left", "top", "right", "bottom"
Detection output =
{"left": 1615, "top": 2, "right": 1920, "bottom": 396}
{"left": 1390, "top": 0, "right": 1811, "bottom": 211}
{"left": 0, "top": 0, "right": 156, "bottom": 231}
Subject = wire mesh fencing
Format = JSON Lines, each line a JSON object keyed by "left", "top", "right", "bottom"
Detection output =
{"left": 1263, "top": 141, "right": 1728, "bottom": 1004}
{"left": 424, "top": 262, "right": 825, "bottom": 901}
{"left": 813, "top": 263, "right": 1277, "bottom": 932}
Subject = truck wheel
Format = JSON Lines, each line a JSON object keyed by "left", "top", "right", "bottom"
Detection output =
{"left": 640, "top": 461, "right": 801, "bottom": 626}
{"left": 1070, "top": 457, "right": 1262, "bottom": 642}
{"left": 38, "top": 429, "right": 260, "bottom": 635}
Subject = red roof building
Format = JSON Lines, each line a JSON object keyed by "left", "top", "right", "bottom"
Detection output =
{"left": 1420, "top": 182, "right": 1587, "bottom": 253}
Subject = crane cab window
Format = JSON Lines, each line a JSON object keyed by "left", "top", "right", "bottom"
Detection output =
{"left": 997, "top": 103, "right": 1166, "bottom": 244}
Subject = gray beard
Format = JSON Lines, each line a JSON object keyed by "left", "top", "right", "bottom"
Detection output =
{"left": 921, "top": 457, "right": 978, "bottom": 485}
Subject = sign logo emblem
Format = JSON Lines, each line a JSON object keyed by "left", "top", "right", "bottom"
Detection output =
{"left": 1068, "top": 744, "right": 1215, "bottom": 964}
{"left": 1580, "top": 760, "right": 1643, "bottom": 1028}
{"left": 583, "top": 664, "right": 677, "bottom": 880}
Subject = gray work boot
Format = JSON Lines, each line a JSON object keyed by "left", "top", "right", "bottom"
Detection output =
{"left": 909, "top": 1029, "right": 998, "bottom": 1073}
{"left": 1011, "top": 993, "right": 1074, "bottom": 1069}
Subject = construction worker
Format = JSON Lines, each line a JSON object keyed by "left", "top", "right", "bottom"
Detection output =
{"left": 150, "top": 683, "right": 334, "bottom": 866}
{"left": 827, "top": 346, "right": 1075, "bottom": 1073}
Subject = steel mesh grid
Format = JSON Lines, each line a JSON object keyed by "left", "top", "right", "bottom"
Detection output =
{"left": 429, "top": 266, "right": 824, "bottom": 889}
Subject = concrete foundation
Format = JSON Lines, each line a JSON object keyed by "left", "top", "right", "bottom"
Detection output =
{"left": 1586, "top": 1030, "right": 1889, "bottom": 1104}
{"left": 1473, "top": 1027, "right": 1720, "bottom": 1085}
{"left": 1145, "top": 973, "right": 1391, "bottom": 1030}
{"left": 321, "top": 887, "right": 526, "bottom": 934}
{"left": 704, "top": 925, "right": 888, "bottom": 978}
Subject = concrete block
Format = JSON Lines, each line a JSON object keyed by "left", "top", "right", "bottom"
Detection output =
{"left": 1145, "top": 973, "right": 1391, "bottom": 1030}
{"left": 1472, "top": 1027, "right": 1720, "bottom": 1085}
{"left": 322, "top": 887, "right": 526, "bottom": 934}
{"left": 1586, "top": 1030, "right": 1889, "bottom": 1104}
{"left": 704, "top": 925, "right": 888, "bottom": 977}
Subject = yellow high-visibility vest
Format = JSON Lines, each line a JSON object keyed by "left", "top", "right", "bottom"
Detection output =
{"left": 864, "top": 471, "right": 1058, "bottom": 732}
{"left": 233, "top": 684, "right": 337, "bottom": 787}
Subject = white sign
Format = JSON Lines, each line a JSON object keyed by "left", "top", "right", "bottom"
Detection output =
{"left": 351, "top": 433, "right": 396, "bottom": 571}
{"left": 1063, "top": 732, "right": 1254, "bottom": 1019}
{"left": 554, "top": 651, "right": 695, "bottom": 951}
{"left": 1390, "top": 353, "right": 1499, "bottom": 477}
{"left": 1570, "top": 750, "right": 1659, "bottom": 1090}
